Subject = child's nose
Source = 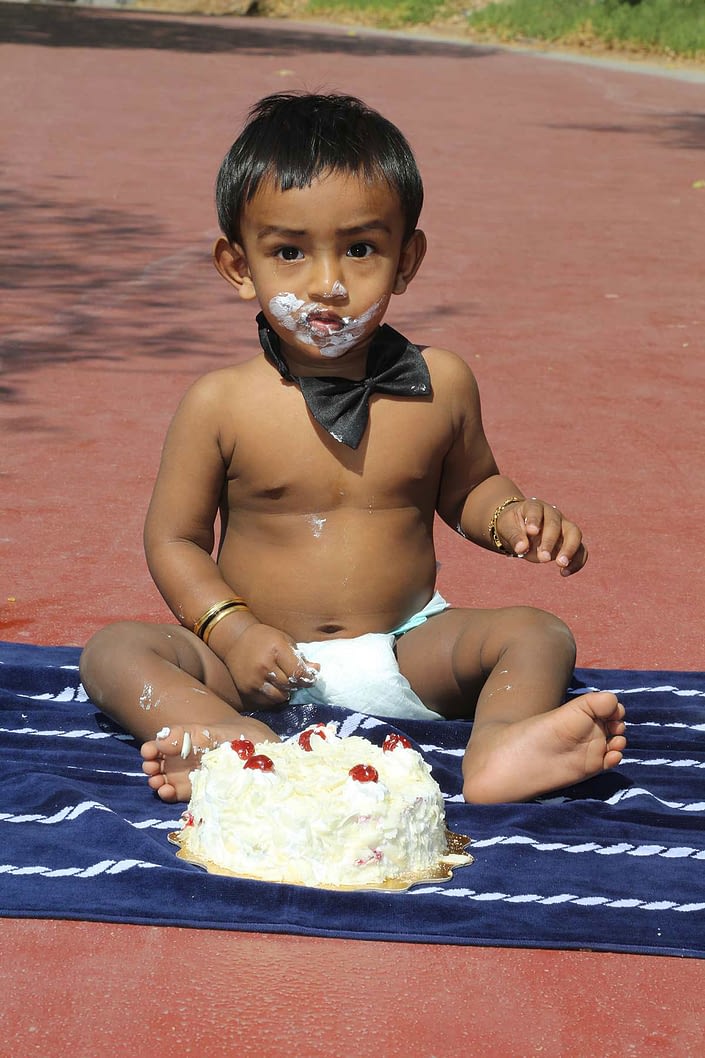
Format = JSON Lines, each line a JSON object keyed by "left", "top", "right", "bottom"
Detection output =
{"left": 308, "top": 258, "right": 347, "bottom": 302}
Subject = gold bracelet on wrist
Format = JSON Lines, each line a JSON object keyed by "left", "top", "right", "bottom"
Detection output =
{"left": 192, "top": 597, "right": 249, "bottom": 642}
{"left": 488, "top": 497, "right": 524, "bottom": 555}
{"left": 202, "top": 602, "right": 250, "bottom": 646}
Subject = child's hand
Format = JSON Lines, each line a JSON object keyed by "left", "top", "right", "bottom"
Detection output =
{"left": 223, "top": 624, "right": 320, "bottom": 708}
{"left": 495, "top": 498, "right": 587, "bottom": 576}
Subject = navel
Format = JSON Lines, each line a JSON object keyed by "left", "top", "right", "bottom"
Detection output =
{"left": 317, "top": 623, "right": 345, "bottom": 635}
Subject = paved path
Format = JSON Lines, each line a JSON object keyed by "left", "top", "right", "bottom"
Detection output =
{"left": 2, "top": 7, "right": 705, "bottom": 1055}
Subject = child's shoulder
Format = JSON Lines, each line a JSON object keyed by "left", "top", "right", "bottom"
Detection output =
{"left": 177, "top": 353, "right": 269, "bottom": 406}
{"left": 420, "top": 343, "right": 481, "bottom": 395}
{"left": 421, "top": 343, "right": 475, "bottom": 370}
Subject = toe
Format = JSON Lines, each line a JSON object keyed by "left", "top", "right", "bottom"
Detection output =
{"left": 604, "top": 747, "right": 624, "bottom": 770}
{"left": 155, "top": 780, "right": 179, "bottom": 803}
{"left": 155, "top": 724, "right": 186, "bottom": 756}
{"left": 140, "top": 739, "right": 160, "bottom": 763}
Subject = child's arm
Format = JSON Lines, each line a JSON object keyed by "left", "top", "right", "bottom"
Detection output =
{"left": 143, "top": 374, "right": 312, "bottom": 707}
{"left": 434, "top": 352, "right": 587, "bottom": 576}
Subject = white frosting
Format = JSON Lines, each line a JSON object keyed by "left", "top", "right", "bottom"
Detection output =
{"left": 267, "top": 292, "right": 384, "bottom": 358}
{"left": 178, "top": 725, "right": 447, "bottom": 887}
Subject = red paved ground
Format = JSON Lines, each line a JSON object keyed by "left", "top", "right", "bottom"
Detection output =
{"left": 2, "top": 4, "right": 705, "bottom": 1055}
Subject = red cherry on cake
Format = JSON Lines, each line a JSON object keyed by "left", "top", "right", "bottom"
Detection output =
{"left": 230, "top": 737, "right": 255, "bottom": 760}
{"left": 298, "top": 727, "right": 327, "bottom": 751}
{"left": 349, "top": 764, "right": 379, "bottom": 783}
{"left": 382, "top": 733, "right": 412, "bottom": 752}
{"left": 244, "top": 754, "right": 275, "bottom": 772}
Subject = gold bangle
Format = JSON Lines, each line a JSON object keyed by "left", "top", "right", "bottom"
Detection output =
{"left": 201, "top": 602, "right": 250, "bottom": 646}
{"left": 192, "top": 598, "right": 248, "bottom": 640}
{"left": 489, "top": 497, "right": 524, "bottom": 554}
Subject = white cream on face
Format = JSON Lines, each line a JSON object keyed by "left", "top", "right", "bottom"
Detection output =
{"left": 268, "top": 292, "right": 306, "bottom": 332}
{"left": 268, "top": 292, "right": 384, "bottom": 359}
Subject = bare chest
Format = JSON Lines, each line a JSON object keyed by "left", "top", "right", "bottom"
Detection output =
{"left": 223, "top": 381, "right": 449, "bottom": 513}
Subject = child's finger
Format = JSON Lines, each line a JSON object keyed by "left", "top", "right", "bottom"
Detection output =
{"left": 559, "top": 542, "right": 588, "bottom": 576}
{"left": 498, "top": 513, "right": 530, "bottom": 556}
{"left": 291, "top": 651, "right": 320, "bottom": 687}
{"left": 494, "top": 499, "right": 535, "bottom": 555}
{"left": 262, "top": 666, "right": 291, "bottom": 691}
{"left": 557, "top": 519, "right": 582, "bottom": 554}
{"left": 259, "top": 679, "right": 291, "bottom": 703}
{"left": 553, "top": 520, "right": 582, "bottom": 564}
{"left": 275, "top": 644, "right": 319, "bottom": 688}
{"left": 519, "top": 498, "right": 546, "bottom": 534}
{"left": 536, "top": 505, "right": 564, "bottom": 561}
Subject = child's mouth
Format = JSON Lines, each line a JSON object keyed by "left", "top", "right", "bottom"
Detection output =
{"left": 268, "top": 291, "right": 383, "bottom": 357}
{"left": 303, "top": 309, "right": 348, "bottom": 337}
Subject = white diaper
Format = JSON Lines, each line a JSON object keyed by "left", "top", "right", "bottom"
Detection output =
{"left": 289, "top": 632, "right": 443, "bottom": 721}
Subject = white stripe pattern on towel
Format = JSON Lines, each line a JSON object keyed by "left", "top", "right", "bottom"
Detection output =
{"left": 470, "top": 834, "right": 705, "bottom": 859}
{"left": 0, "top": 725, "right": 132, "bottom": 741}
{"left": 629, "top": 721, "right": 705, "bottom": 731}
{"left": 539, "top": 787, "right": 705, "bottom": 812}
{"left": 569, "top": 683, "right": 705, "bottom": 699}
{"left": 0, "top": 859, "right": 162, "bottom": 878}
{"left": 16, "top": 684, "right": 89, "bottom": 702}
{"left": 408, "top": 886, "right": 705, "bottom": 912}
{"left": 620, "top": 757, "right": 705, "bottom": 769}
{"left": 0, "top": 801, "right": 179, "bottom": 831}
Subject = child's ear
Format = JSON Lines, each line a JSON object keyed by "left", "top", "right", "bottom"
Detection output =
{"left": 393, "top": 229, "right": 427, "bottom": 295}
{"left": 213, "top": 237, "right": 257, "bottom": 301}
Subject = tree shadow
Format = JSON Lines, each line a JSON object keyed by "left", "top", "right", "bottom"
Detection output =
{"left": 0, "top": 0, "right": 499, "bottom": 58}
{"left": 546, "top": 112, "right": 705, "bottom": 151}
{"left": 0, "top": 183, "right": 214, "bottom": 402}
{"left": 0, "top": 181, "right": 476, "bottom": 406}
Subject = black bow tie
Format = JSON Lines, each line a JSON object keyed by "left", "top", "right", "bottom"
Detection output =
{"left": 256, "top": 312, "right": 432, "bottom": 449}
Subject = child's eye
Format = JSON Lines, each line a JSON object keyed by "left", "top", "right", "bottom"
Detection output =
{"left": 347, "top": 242, "right": 374, "bottom": 259}
{"left": 275, "top": 246, "right": 304, "bottom": 261}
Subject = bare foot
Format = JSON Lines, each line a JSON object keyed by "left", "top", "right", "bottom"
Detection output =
{"left": 462, "top": 692, "right": 627, "bottom": 804}
{"left": 141, "top": 717, "right": 280, "bottom": 802}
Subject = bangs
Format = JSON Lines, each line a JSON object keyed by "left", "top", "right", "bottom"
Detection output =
{"left": 216, "top": 93, "right": 423, "bottom": 244}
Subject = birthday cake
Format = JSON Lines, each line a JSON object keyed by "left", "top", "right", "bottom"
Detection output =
{"left": 172, "top": 723, "right": 471, "bottom": 889}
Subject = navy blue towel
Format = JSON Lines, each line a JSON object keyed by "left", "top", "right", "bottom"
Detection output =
{"left": 1, "top": 641, "right": 704, "bottom": 957}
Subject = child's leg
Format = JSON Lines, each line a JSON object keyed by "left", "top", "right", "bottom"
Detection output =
{"left": 395, "top": 606, "right": 626, "bottom": 803}
{"left": 79, "top": 621, "right": 279, "bottom": 802}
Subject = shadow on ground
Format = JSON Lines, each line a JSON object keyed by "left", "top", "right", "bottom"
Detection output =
{"left": 0, "top": 184, "right": 214, "bottom": 401}
{"left": 547, "top": 114, "right": 705, "bottom": 151}
{"left": 0, "top": 182, "right": 471, "bottom": 404}
{"left": 0, "top": 0, "right": 498, "bottom": 58}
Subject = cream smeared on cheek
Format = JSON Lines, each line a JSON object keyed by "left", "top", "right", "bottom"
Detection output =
{"left": 268, "top": 292, "right": 307, "bottom": 334}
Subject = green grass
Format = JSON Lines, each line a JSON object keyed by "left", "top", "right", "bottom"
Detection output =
{"left": 306, "top": 0, "right": 461, "bottom": 30}
{"left": 304, "top": 0, "right": 705, "bottom": 59}
{"left": 466, "top": 0, "right": 705, "bottom": 60}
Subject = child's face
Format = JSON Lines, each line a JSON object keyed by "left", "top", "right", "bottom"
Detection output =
{"left": 217, "top": 169, "right": 425, "bottom": 375}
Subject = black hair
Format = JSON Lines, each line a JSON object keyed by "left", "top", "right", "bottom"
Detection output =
{"left": 215, "top": 92, "right": 424, "bottom": 244}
